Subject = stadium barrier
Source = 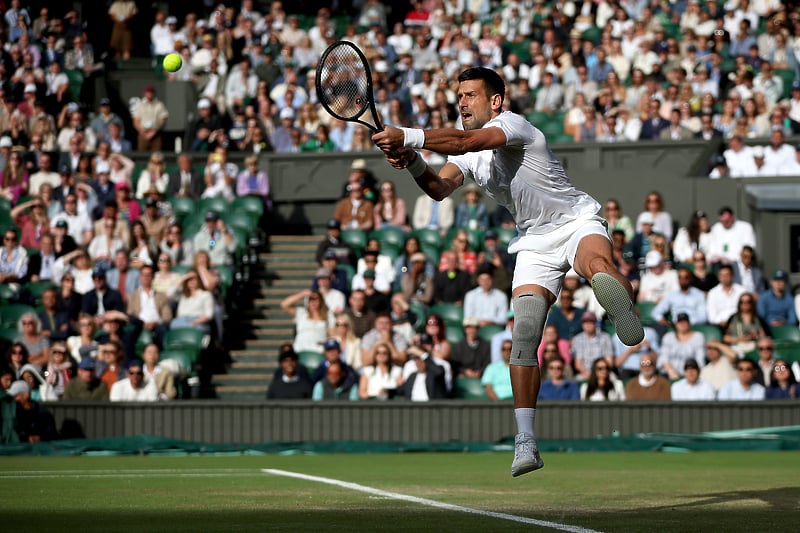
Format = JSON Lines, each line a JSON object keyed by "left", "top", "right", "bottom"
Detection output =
{"left": 45, "top": 401, "right": 800, "bottom": 444}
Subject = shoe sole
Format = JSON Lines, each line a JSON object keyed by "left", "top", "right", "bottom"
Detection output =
{"left": 511, "top": 458, "right": 545, "bottom": 477}
{"left": 591, "top": 272, "right": 644, "bottom": 346}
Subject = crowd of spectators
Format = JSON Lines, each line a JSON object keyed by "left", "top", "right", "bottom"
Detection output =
{"left": 3, "top": 0, "right": 800, "bottom": 430}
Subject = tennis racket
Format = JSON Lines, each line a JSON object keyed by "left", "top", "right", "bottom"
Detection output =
{"left": 316, "top": 40, "right": 383, "bottom": 132}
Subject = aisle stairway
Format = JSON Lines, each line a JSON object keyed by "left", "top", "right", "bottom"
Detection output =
{"left": 212, "top": 235, "right": 319, "bottom": 401}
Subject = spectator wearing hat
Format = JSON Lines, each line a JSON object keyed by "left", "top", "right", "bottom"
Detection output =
{"left": 571, "top": 311, "right": 614, "bottom": 380}
{"left": 63, "top": 355, "right": 108, "bottom": 400}
{"left": 267, "top": 345, "right": 313, "bottom": 399}
{"left": 132, "top": 84, "right": 168, "bottom": 151}
{"left": 454, "top": 182, "right": 490, "bottom": 232}
{"left": 450, "top": 316, "right": 491, "bottom": 378}
{"left": 360, "top": 269, "right": 392, "bottom": 313}
{"left": 189, "top": 98, "right": 222, "bottom": 152}
{"left": 168, "top": 154, "right": 203, "bottom": 199}
{"left": 109, "top": 358, "right": 158, "bottom": 401}
{"left": 313, "top": 247, "right": 351, "bottom": 296}
{"left": 312, "top": 359, "right": 359, "bottom": 401}
{"left": 89, "top": 98, "right": 125, "bottom": 146}
{"left": 757, "top": 270, "right": 798, "bottom": 327}
{"left": 670, "top": 358, "right": 716, "bottom": 400}
{"left": 708, "top": 154, "right": 729, "bottom": 179}
{"left": 192, "top": 210, "right": 237, "bottom": 266}
{"left": 270, "top": 107, "right": 298, "bottom": 153}
{"left": 139, "top": 196, "right": 168, "bottom": 247}
{"left": 400, "top": 252, "right": 434, "bottom": 307}
{"left": 7, "top": 379, "right": 59, "bottom": 442}
{"left": 313, "top": 267, "right": 345, "bottom": 315}
{"left": 311, "top": 338, "right": 359, "bottom": 387}
{"left": 707, "top": 206, "right": 756, "bottom": 267}
{"left": 638, "top": 251, "right": 679, "bottom": 304}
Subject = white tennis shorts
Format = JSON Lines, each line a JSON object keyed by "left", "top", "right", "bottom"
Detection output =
{"left": 511, "top": 214, "right": 610, "bottom": 295}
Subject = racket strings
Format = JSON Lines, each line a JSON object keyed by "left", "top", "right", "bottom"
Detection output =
{"left": 318, "top": 46, "right": 371, "bottom": 120}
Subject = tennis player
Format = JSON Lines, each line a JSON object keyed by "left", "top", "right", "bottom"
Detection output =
{"left": 373, "top": 67, "right": 644, "bottom": 477}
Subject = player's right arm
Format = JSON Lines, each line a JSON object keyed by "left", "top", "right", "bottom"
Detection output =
{"left": 384, "top": 147, "right": 464, "bottom": 201}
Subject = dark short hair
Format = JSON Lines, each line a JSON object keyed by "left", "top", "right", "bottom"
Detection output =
{"left": 458, "top": 67, "right": 505, "bottom": 104}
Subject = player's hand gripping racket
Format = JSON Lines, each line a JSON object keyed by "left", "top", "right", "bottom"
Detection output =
{"left": 316, "top": 41, "right": 384, "bottom": 133}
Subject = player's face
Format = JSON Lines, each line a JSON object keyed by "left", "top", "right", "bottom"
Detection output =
{"left": 457, "top": 79, "right": 500, "bottom": 131}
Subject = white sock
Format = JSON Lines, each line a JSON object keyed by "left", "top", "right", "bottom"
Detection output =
{"left": 515, "top": 408, "right": 536, "bottom": 437}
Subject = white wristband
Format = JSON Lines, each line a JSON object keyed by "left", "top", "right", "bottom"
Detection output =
{"left": 406, "top": 152, "right": 428, "bottom": 178}
{"left": 401, "top": 127, "right": 426, "bottom": 149}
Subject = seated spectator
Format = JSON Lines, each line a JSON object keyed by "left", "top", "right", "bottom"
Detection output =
{"left": 581, "top": 358, "right": 626, "bottom": 401}
{"left": 10, "top": 197, "right": 50, "bottom": 250}
{"left": 88, "top": 218, "right": 124, "bottom": 271}
{"left": 765, "top": 359, "right": 799, "bottom": 400}
{"left": 62, "top": 356, "right": 108, "bottom": 400}
{"left": 45, "top": 342, "right": 74, "bottom": 400}
{"left": 563, "top": 270, "right": 604, "bottom": 321}
{"left": 353, "top": 250, "right": 393, "bottom": 293}
{"left": 651, "top": 267, "right": 708, "bottom": 326}
{"left": 706, "top": 264, "right": 745, "bottom": 329}
{"left": 670, "top": 359, "right": 716, "bottom": 400}
{"left": 19, "top": 363, "right": 51, "bottom": 402}
{"left": 717, "top": 358, "right": 766, "bottom": 401}
{"left": 673, "top": 211, "right": 713, "bottom": 266}
{"left": 236, "top": 155, "right": 271, "bottom": 205}
{"left": 95, "top": 311, "right": 139, "bottom": 365}
{"left": 201, "top": 148, "right": 236, "bottom": 200}
{"left": 572, "top": 312, "right": 614, "bottom": 380}
{"left": 280, "top": 289, "right": 332, "bottom": 354}
{"left": 389, "top": 293, "right": 416, "bottom": 345}
{"left": 333, "top": 180, "right": 373, "bottom": 231}
{"left": 343, "top": 289, "right": 376, "bottom": 340}
{"left": 539, "top": 355, "right": 580, "bottom": 401}
{"left": 625, "top": 352, "right": 671, "bottom": 401}
{"left": 82, "top": 267, "right": 124, "bottom": 326}
{"left": 482, "top": 339, "right": 513, "bottom": 401}
{"left": 358, "top": 342, "right": 403, "bottom": 400}
{"left": 659, "top": 313, "right": 706, "bottom": 380}
{"left": 159, "top": 224, "right": 194, "bottom": 268}
{"left": 432, "top": 250, "right": 472, "bottom": 305}
{"left": 707, "top": 206, "right": 756, "bottom": 267}
{"left": 25, "top": 233, "right": 57, "bottom": 283}
{"left": 95, "top": 340, "right": 126, "bottom": 391}
{"left": 637, "top": 251, "right": 679, "bottom": 304}
{"left": 171, "top": 270, "right": 214, "bottom": 335}
{"left": 267, "top": 347, "right": 313, "bottom": 400}
{"left": 105, "top": 249, "right": 141, "bottom": 304}
{"left": 127, "top": 265, "right": 171, "bottom": 348}
{"left": 698, "top": 339, "right": 737, "bottom": 394}
{"left": 330, "top": 313, "right": 362, "bottom": 372}
{"left": 546, "top": 287, "right": 585, "bottom": 340}
{"left": 109, "top": 359, "right": 158, "bottom": 401}
{"left": 38, "top": 287, "right": 70, "bottom": 342}
{"left": 192, "top": 211, "right": 237, "bottom": 266}
{"left": 312, "top": 360, "right": 359, "bottom": 401}
{"left": 315, "top": 220, "right": 357, "bottom": 268}
{"left": 411, "top": 192, "right": 454, "bottom": 236}
{"left": 463, "top": 267, "right": 508, "bottom": 328}
{"left": 536, "top": 324, "right": 572, "bottom": 368}
{"left": 15, "top": 312, "right": 50, "bottom": 368}
{"left": 732, "top": 245, "right": 766, "bottom": 296}
{"left": 6, "top": 380, "right": 58, "bottom": 442}
{"left": 723, "top": 293, "right": 768, "bottom": 357}
{"left": 167, "top": 154, "right": 203, "bottom": 199}
{"left": 454, "top": 182, "right": 489, "bottom": 232}
{"left": 152, "top": 252, "right": 183, "bottom": 303}
{"left": 398, "top": 346, "right": 448, "bottom": 401}
{"left": 757, "top": 269, "right": 798, "bottom": 328}
{"left": 359, "top": 269, "right": 391, "bottom": 314}
{"left": 625, "top": 212, "right": 657, "bottom": 267}
{"left": 361, "top": 313, "right": 409, "bottom": 367}
{"left": 193, "top": 250, "right": 225, "bottom": 341}
{"left": 450, "top": 316, "right": 490, "bottom": 378}
{"left": 139, "top": 197, "right": 168, "bottom": 249}
{"left": 0, "top": 228, "right": 29, "bottom": 284}
{"left": 613, "top": 323, "right": 661, "bottom": 380}
{"left": 92, "top": 200, "right": 131, "bottom": 247}
{"left": 373, "top": 180, "right": 408, "bottom": 231}
{"left": 314, "top": 267, "right": 345, "bottom": 316}
{"left": 400, "top": 253, "right": 434, "bottom": 307}
{"left": 66, "top": 313, "right": 97, "bottom": 364}
{"left": 6, "top": 342, "right": 29, "bottom": 379}
{"left": 635, "top": 191, "right": 673, "bottom": 243}
{"left": 440, "top": 228, "right": 477, "bottom": 275}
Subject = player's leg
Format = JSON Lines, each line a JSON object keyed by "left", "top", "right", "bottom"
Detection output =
{"left": 509, "top": 281, "right": 554, "bottom": 477}
{"left": 573, "top": 233, "right": 644, "bottom": 346}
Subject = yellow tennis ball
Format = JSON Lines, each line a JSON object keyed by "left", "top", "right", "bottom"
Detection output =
{"left": 163, "top": 53, "right": 183, "bottom": 73}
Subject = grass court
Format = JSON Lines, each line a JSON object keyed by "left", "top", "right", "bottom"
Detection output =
{"left": 2, "top": 451, "right": 798, "bottom": 532}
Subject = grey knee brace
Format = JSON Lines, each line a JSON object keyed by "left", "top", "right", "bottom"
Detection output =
{"left": 510, "top": 293, "right": 549, "bottom": 367}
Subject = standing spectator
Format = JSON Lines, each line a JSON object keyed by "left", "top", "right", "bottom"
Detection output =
{"left": 580, "top": 358, "right": 626, "bottom": 401}
{"left": 538, "top": 356, "right": 580, "bottom": 401}
{"left": 571, "top": 312, "right": 614, "bottom": 380}
{"left": 108, "top": 0, "right": 137, "bottom": 61}
{"left": 89, "top": 99, "right": 124, "bottom": 145}
{"left": 450, "top": 316, "right": 490, "bottom": 378}
{"left": 706, "top": 264, "right": 746, "bottom": 329}
{"left": 132, "top": 85, "right": 168, "bottom": 151}
{"left": 463, "top": 267, "right": 508, "bottom": 327}
{"left": 625, "top": 352, "right": 671, "bottom": 400}
{"left": 717, "top": 358, "right": 765, "bottom": 400}
{"left": 109, "top": 359, "right": 158, "bottom": 401}
{"left": 670, "top": 359, "right": 716, "bottom": 400}
{"left": 192, "top": 211, "right": 237, "bottom": 266}
{"left": 757, "top": 270, "right": 798, "bottom": 327}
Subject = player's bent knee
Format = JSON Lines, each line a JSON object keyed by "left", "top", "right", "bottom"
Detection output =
{"left": 510, "top": 292, "right": 549, "bottom": 367}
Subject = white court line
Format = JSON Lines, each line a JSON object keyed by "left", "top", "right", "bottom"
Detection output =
{"left": 262, "top": 468, "right": 602, "bottom": 533}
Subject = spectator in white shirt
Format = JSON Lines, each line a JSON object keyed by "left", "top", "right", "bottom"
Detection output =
{"left": 706, "top": 264, "right": 746, "bottom": 328}
{"left": 722, "top": 135, "right": 756, "bottom": 177}
{"left": 707, "top": 206, "right": 757, "bottom": 266}
{"left": 109, "top": 359, "right": 158, "bottom": 401}
{"left": 763, "top": 129, "right": 795, "bottom": 174}
{"left": 717, "top": 358, "right": 766, "bottom": 400}
{"left": 671, "top": 358, "right": 716, "bottom": 400}
{"left": 463, "top": 267, "right": 509, "bottom": 327}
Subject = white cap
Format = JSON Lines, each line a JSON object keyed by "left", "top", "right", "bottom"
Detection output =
{"left": 751, "top": 145, "right": 765, "bottom": 158}
{"left": 197, "top": 98, "right": 211, "bottom": 109}
{"left": 0, "top": 136, "right": 12, "bottom": 148}
{"left": 374, "top": 60, "right": 389, "bottom": 73}
{"left": 645, "top": 250, "right": 663, "bottom": 268}
{"left": 639, "top": 212, "right": 655, "bottom": 225}
{"left": 410, "top": 85, "right": 425, "bottom": 97}
{"left": 24, "top": 83, "right": 37, "bottom": 93}
{"left": 96, "top": 160, "right": 110, "bottom": 174}
{"left": 458, "top": 50, "right": 474, "bottom": 65}
{"left": 279, "top": 108, "right": 294, "bottom": 120}
{"left": 166, "top": 16, "right": 178, "bottom": 25}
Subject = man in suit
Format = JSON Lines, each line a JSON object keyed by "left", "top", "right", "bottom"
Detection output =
{"left": 127, "top": 265, "right": 172, "bottom": 348}
{"left": 694, "top": 112, "right": 723, "bottom": 140}
{"left": 732, "top": 245, "right": 766, "bottom": 295}
{"left": 38, "top": 287, "right": 71, "bottom": 341}
{"left": 104, "top": 249, "right": 141, "bottom": 304}
{"left": 639, "top": 98, "right": 669, "bottom": 140}
{"left": 659, "top": 108, "right": 693, "bottom": 141}
{"left": 82, "top": 268, "right": 125, "bottom": 327}
{"left": 51, "top": 164, "right": 75, "bottom": 206}
{"left": 168, "top": 153, "right": 204, "bottom": 199}
{"left": 399, "top": 346, "right": 449, "bottom": 401}
{"left": 25, "top": 233, "right": 57, "bottom": 282}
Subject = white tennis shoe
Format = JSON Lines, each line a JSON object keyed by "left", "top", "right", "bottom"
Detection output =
{"left": 511, "top": 432, "right": 544, "bottom": 477}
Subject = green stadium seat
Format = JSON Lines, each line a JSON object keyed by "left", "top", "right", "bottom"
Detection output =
{"left": 297, "top": 350, "right": 324, "bottom": 370}
{"left": 0, "top": 303, "right": 36, "bottom": 328}
{"left": 552, "top": 133, "right": 575, "bottom": 145}
{"left": 168, "top": 196, "right": 196, "bottom": 222}
{"left": 774, "top": 69, "right": 797, "bottom": 100}
{"left": 159, "top": 349, "right": 195, "bottom": 377}
{"left": 0, "top": 326, "right": 18, "bottom": 341}
{"left": 231, "top": 196, "right": 265, "bottom": 221}
{"left": 64, "top": 69, "right": 83, "bottom": 101}
{"left": 581, "top": 26, "right": 602, "bottom": 44}
{"left": 419, "top": 242, "right": 441, "bottom": 266}
{"left": 198, "top": 197, "right": 230, "bottom": 217}
{"left": 691, "top": 324, "right": 722, "bottom": 342}
{"left": 445, "top": 325, "right": 464, "bottom": 344}
{"left": 771, "top": 325, "right": 800, "bottom": 343}
{"left": 453, "top": 377, "right": 489, "bottom": 400}
{"left": 135, "top": 328, "right": 154, "bottom": 354}
{"left": 491, "top": 226, "right": 517, "bottom": 248}
{"left": 412, "top": 227, "right": 443, "bottom": 251}
{"left": 163, "top": 328, "right": 204, "bottom": 362}
{"left": 336, "top": 264, "right": 355, "bottom": 286}
{"left": 408, "top": 300, "right": 428, "bottom": 332}
{"left": 370, "top": 226, "right": 407, "bottom": 254}
{"left": 540, "top": 121, "right": 565, "bottom": 137}
{"left": 223, "top": 211, "right": 257, "bottom": 235}
{"left": 429, "top": 303, "right": 464, "bottom": 328}
{"left": 23, "top": 280, "right": 57, "bottom": 307}
{"left": 635, "top": 301, "right": 658, "bottom": 326}
{"left": 526, "top": 110, "right": 551, "bottom": 126}
{"left": 340, "top": 229, "right": 367, "bottom": 255}
{"left": 0, "top": 283, "right": 21, "bottom": 304}
{"left": 478, "top": 324, "right": 504, "bottom": 342}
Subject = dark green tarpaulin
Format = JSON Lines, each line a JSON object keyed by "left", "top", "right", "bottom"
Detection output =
{"left": 2, "top": 426, "right": 799, "bottom": 456}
